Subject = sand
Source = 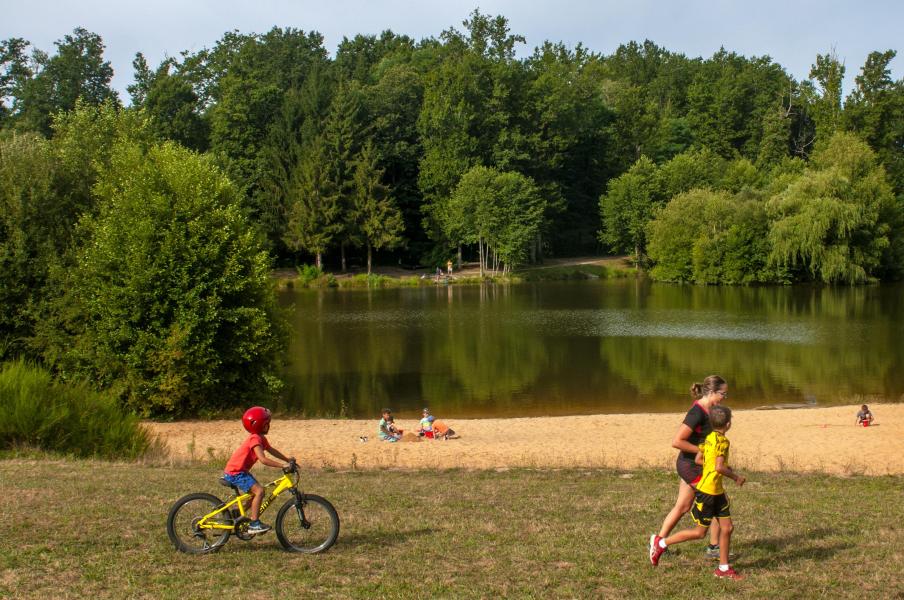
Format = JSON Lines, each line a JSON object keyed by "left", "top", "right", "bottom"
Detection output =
{"left": 147, "top": 403, "right": 904, "bottom": 476}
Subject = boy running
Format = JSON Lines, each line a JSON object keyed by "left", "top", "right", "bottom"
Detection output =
{"left": 649, "top": 405, "right": 746, "bottom": 580}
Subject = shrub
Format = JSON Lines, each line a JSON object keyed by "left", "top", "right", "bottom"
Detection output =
{"left": 295, "top": 264, "right": 338, "bottom": 288}
{"left": 0, "top": 360, "right": 150, "bottom": 459}
{"left": 38, "top": 142, "right": 287, "bottom": 417}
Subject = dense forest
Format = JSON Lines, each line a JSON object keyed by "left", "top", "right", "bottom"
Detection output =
{"left": 2, "top": 11, "right": 903, "bottom": 414}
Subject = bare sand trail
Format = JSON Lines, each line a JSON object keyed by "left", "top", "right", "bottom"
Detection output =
{"left": 148, "top": 404, "right": 904, "bottom": 476}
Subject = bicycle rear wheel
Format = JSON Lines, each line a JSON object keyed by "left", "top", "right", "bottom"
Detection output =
{"left": 166, "top": 493, "right": 232, "bottom": 554}
{"left": 275, "top": 495, "right": 340, "bottom": 553}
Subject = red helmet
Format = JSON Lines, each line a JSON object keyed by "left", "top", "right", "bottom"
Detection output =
{"left": 242, "top": 406, "right": 271, "bottom": 434}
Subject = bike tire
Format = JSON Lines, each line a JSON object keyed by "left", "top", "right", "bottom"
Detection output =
{"left": 275, "top": 495, "right": 340, "bottom": 553}
{"left": 166, "top": 492, "right": 232, "bottom": 554}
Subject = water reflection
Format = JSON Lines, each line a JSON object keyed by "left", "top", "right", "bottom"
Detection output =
{"left": 276, "top": 280, "right": 904, "bottom": 418}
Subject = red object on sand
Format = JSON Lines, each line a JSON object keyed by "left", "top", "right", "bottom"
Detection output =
{"left": 862, "top": 420, "right": 870, "bottom": 427}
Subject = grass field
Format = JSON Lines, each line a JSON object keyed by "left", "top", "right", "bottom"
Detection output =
{"left": 2, "top": 459, "right": 902, "bottom": 599}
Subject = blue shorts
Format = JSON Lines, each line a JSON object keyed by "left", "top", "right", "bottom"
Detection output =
{"left": 223, "top": 471, "right": 259, "bottom": 493}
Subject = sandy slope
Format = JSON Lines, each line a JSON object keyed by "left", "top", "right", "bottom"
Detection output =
{"left": 148, "top": 403, "right": 903, "bottom": 476}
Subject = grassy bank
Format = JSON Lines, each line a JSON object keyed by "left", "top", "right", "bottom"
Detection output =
{"left": 2, "top": 459, "right": 901, "bottom": 599}
{"left": 275, "top": 260, "right": 636, "bottom": 290}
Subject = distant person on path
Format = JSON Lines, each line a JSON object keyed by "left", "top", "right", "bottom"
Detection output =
{"left": 378, "top": 408, "right": 402, "bottom": 442}
{"left": 446, "top": 260, "right": 453, "bottom": 275}
{"left": 650, "top": 405, "right": 746, "bottom": 580}
{"left": 856, "top": 404, "right": 874, "bottom": 427}
{"left": 650, "top": 375, "right": 727, "bottom": 561}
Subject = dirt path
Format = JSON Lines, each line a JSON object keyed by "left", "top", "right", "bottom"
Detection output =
{"left": 148, "top": 403, "right": 903, "bottom": 475}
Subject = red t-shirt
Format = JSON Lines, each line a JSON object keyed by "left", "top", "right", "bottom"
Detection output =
{"left": 224, "top": 434, "right": 271, "bottom": 474}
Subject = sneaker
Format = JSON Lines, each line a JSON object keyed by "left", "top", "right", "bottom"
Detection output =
{"left": 649, "top": 535, "right": 666, "bottom": 566}
{"left": 713, "top": 567, "right": 744, "bottom": 580}
{"left": 705, "top": 545, "right": 737, "bottom": 560}
{"left": 247, "top": 520, "right": 271, "bottom": 534}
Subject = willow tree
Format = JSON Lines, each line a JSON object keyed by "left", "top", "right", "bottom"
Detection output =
{"left": 767, "top": 132, "right": 898, "bottom": 283}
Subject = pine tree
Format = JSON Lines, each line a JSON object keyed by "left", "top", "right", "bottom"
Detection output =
{"left": 283, "top": 137, "right": 341, "bottom": 268}
{"left": 352, "top": 141, "right": 403, "bottom": 273}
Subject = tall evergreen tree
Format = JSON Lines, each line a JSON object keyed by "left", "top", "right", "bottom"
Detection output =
{"left": 352, "top": 141, "right": 403, "bottom": 273}
{"left": 283, "top": 136, "right": 341, "bottom": 268}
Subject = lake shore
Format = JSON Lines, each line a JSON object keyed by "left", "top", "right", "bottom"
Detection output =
{"left": 148, "top": 403, "right": 902, "bottom": 475}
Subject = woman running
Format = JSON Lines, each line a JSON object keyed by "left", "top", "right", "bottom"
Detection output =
{"left": 650, "top": 375, "right": 727, "bottom": 563}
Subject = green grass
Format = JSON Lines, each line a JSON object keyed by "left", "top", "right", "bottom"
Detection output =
{"left": 0, "top": 360, "right": 150, "bottom": 459}
{"left": 2, "top": 459, "right": 902, "bottom": 599}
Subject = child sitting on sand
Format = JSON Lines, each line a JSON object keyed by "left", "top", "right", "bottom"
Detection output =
{"left": 418, "top": 408, "right": 435, "bottom": 438}
{"left": 378, "top": 409, "right": 403, "bottom": 442}
{"left": 856, "top": 404, "right": 874, "bottom": 427}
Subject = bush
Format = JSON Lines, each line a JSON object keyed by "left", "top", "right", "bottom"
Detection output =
{"left": 38, "top": 142, "right": 287, "bottom": 417}
{"left": 295, "top": 264, "right": 338, "bottom": 288}
{"left": 0, "top": 360, "right": 150, "bottom": 459}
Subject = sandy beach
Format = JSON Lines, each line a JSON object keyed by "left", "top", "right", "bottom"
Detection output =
{"left": 148, "top": 403, "right": 903, "bottom": 476}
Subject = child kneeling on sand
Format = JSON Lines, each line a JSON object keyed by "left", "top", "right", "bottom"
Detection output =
{"left": 856, "top": 404, "right": 874, "bottom": 427}
{"left": 650, "top": 405, "right": 746, "bottom": 580}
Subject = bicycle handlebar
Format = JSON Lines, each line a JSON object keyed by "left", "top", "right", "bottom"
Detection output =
{"left": 282, "top": 459, "right": 298, "bottom": 474}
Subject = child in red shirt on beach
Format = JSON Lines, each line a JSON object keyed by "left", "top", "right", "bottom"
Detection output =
{"left": 223, "top": 407, "right": 295, "bottom": 534}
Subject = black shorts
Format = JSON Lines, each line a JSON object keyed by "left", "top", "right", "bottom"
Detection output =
{"left": 690, "top": 490, "right": 730, "bottom": 527}
{"left": 676, "top": 456, "right": 702, "bottom": 486}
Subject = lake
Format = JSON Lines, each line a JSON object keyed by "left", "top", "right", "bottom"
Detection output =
{"left": 276, "top": 279, "right": 904, "bottom": 418}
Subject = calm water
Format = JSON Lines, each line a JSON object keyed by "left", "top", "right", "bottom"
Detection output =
{"left": 276, "top": 280, "right": 904, "bottom": 418}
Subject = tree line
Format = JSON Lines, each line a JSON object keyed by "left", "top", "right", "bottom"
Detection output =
{"left": 1, "top": 11, "right": 902, "bottom": 414}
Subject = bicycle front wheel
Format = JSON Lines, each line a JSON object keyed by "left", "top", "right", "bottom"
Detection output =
{"left": 275, "top": 495, "right": 340, "bottom": 553}
{"left": 166, "top": 492, "right": 232, "bottom": 554}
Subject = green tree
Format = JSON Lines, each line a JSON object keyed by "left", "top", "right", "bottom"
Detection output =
{"left": 450, "top": 166, "right": 544, "bottom": 275}
{"left": 805, "top": 52, "right": 845, "bottom": 146}
{"left": 757, "top": 102, "right": 792, "bottom": 167}
{"left": 283, "top": 137, "right": 341, "bottom": 268}
{"left": 352, "top": 141, "right": 403, "bottom": 273}
{"left": 844, "top": 50, "right": 904, "bottom": 194}
{"left": 324, "top": 80, "right": 367, "bottom": 270}
{"left": 141, "top": 64, "right": 209, "bottom": 151}
{"left": 767, "top": 132, "right": 898, "bottom": 283}
{"left": 598, "top": 156, "right": 659, "bottom": 264}
{"left": 41, "top": 142, "right": 285, "bottom": 416}
{"left": 0, "top": 132, "right": 58, "bottom": 357}
{"left": 10, "top": 28, "right": 118, "bottom": 135}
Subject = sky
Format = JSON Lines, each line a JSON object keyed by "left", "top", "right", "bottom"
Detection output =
{"left": 3, "top": 0, "right": 902, "bottom": 101}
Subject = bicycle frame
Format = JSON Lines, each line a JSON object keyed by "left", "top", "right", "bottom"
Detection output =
{"left": 197, "top": 471, "right": 298, "bottom": 531}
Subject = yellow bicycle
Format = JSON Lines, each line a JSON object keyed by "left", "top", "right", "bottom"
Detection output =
{"left": 166, "top": 461, "right": 339, "bottom": 554}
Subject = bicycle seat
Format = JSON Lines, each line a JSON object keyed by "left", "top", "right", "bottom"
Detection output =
{"left": 219, "top": 477, "right": 240, "bottom": 494}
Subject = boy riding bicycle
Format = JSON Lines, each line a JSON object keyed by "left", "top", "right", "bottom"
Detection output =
{"left": 223, "top": 407, "right": 295, "bottom": 534}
